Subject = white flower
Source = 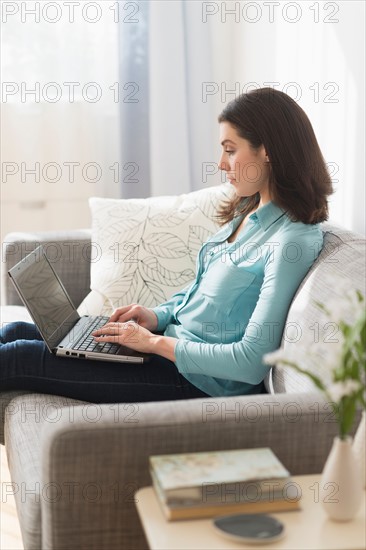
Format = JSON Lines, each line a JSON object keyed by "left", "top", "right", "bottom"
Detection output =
{"left": 313, "top": 339, "right": 344, "bottom": 371}
{"left": 264, "top": 335, "right": 343, "bottom": 374}
{"left": 264, "top": 287, "right": 365, "bottom": 438}
{"left": 318, "top": 288, "right": 364, "bottom": 325}
{"left": 327, "top": 380, "right": 362, "bottom": 403}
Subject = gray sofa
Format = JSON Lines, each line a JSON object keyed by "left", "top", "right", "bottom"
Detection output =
{"left": 1, "top": 223, "right": 365, "bottom": 550}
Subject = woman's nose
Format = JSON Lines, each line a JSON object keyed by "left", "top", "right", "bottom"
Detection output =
{"left": 218, "top": 156, "right": 228, "bottom": 171}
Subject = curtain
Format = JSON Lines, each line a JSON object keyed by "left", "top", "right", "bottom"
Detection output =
{"left": 118, "top": 0, "right": 365, "bottom": 233}
{"left": 1, "top": 2, "right": 121, "bottom": 200}
{"left": 2, "top": 1, "right": 364, "bottom": 234}
{"left": 118, "top": 0, "right": 228, "bottom": 198}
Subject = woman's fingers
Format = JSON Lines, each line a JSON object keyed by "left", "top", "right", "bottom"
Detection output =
{"left": 116, "top": 315, "right": 138, "bottom": 325}
{"left": 93, "top": 334, "right": 120, "bottom": 343}
{"left": 91, "top": 321, "right": 154, "bottom": 353}
{"left": 107, "top": 305, "right": 157, "bottom": 331}
{"left": 109, "top": 306, "right": 132, "bottom": 322}
{"left": 93, "top": 322, "right": 127, "bottom": 334}
{"left": 92, "top": 322, "right": 137, "bottom": 342}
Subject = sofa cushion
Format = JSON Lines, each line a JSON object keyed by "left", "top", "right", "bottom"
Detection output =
{"left": 266, "top": 223, "right": 366, "bottom": 394}
{"left": 77, "top": 184, "right": 234, "bottom": 316}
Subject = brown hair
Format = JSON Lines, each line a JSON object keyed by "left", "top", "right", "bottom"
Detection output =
{"left": 217, "top": 87, "right": 333, "bottom": 225}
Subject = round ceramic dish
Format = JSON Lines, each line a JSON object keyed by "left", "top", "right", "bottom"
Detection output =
{"left": 213, "top": 513, "right": 285, "bottom": 545}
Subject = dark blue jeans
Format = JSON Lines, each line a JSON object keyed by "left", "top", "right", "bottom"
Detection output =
{"left": 0, "top": 322, "right": 209, "bottom": 403}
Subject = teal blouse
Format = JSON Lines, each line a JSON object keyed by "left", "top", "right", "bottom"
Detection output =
{"left": 152, "top": 201, "right": 323, "bottom": 397}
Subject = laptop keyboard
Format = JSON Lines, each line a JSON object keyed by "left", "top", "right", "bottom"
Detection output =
{"left": 73, "top": 316, "right": 120, "bottom": 354}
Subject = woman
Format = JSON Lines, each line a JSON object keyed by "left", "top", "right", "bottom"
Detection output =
{"left": 0, "top": 88, "right": 333, "bottom": 402}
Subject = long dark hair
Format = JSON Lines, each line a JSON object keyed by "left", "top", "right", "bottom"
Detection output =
{"left": 217, "top": 87, "right": 333, "bottom": 225}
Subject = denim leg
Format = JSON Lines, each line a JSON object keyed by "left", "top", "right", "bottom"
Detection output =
{"left": 0, "top": 322, "right": 42, "bottom": 344}
{"left": 0, "top": 322, "right": 208, "bottom": 403}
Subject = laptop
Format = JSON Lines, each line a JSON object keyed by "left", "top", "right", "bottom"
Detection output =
{"left": 8, "top": 245, "right": 150, "bottom": 363}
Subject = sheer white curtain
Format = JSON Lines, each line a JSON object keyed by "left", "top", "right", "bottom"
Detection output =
{"left": 119, "top": 0, "right": 232, "bottom": 198}
{"left": 1, "top": 2, "right": 120, "bottom": 201}
{"left": 148, "top": 0, "right": 233, "bottom": 196}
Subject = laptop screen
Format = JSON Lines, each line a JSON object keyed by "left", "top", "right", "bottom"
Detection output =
{"left": 8, "top": 247, "right": 79, "bottom": 347}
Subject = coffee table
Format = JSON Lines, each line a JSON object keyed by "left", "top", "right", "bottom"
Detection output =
{"left": 135, "top": 474, "right": 366, "bottom": 549}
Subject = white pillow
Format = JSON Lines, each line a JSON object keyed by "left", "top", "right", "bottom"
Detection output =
{"left": 77, "top": 184, "right": 234, "bottom": 316}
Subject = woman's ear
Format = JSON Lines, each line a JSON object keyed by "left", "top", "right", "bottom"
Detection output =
{"left": 260, "top": 145, "right": 269, "bottom": 162}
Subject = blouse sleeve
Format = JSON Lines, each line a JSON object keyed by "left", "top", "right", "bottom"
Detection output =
{"left": 151, "top": 283, "right": 192, "bottom": 332}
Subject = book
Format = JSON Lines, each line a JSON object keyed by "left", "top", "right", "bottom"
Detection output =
{"left": 154, "top": 490, "right": 300, "bottom": 521}
{"left": 150, "top": 448, "right": 291, "bottom": 502}
{"left": 150, "top": 448, "right": 301, "bottom": 520}
{"left": 150, "top": 469, "right": 288, "bottom": 505}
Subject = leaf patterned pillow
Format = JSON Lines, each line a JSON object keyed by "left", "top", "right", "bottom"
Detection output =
{"left": 77, "top": 183, "right": 234, "bottom": 316}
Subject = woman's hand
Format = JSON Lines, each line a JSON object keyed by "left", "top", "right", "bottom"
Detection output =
{"left": 92, "top": 321, "right": 157, "bottom": 354}
{"left": 108, "top": 304, "right": 158, "bottom": 332}
{"left": 92, "top": 320, "right": 178, "bottom": 360}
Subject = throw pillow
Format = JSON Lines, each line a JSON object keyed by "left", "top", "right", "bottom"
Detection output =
{"left": 77, "top": 183, "right": 234, "bottom": 316}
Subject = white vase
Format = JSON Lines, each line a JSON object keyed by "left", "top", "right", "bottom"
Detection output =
{"left": 353, "top": 410, "right": 366, "bottom": 490}
{"left": 320, "top": 436, "right": 363, "bottom": 521}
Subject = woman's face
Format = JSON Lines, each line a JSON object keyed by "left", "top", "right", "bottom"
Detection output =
{"left": 219, "top": 122, "right": 271, "bottom": 201}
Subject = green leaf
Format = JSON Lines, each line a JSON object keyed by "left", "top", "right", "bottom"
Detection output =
{"left": 340, "top": 397, "right": 357, "bottom": 437}
{"left": 314, "top": 301, "right": 330, "bottom": 316}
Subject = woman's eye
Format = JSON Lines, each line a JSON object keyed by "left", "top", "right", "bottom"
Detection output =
{"left": 225, "top": 150, "right": 235, "bottom": 156}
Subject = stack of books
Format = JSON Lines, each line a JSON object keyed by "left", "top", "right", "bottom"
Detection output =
{"left": 149, "top": 448, "right": 301, "bottom": 520}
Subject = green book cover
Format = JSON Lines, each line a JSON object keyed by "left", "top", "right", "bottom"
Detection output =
{"left": 150, "top": 448, "right": 290, "bottom": 500}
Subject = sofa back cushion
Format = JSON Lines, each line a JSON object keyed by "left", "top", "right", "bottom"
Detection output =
{"left": 265, "top": 223, "right": 366, "bottom": 394}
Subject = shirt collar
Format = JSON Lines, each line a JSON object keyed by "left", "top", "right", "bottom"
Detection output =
{"left": 207, "top": 201, "right": 287, "bottom": 244}
{"left": 247, "top": 200, "right": 287, "bottom": 231}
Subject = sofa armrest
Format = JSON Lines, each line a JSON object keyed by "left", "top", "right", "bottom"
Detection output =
{"left": 39, "top": 392, "right": 343, "bottom": 550}
{"left": 2, "top": 230, "right": 92, "bottom": 307}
